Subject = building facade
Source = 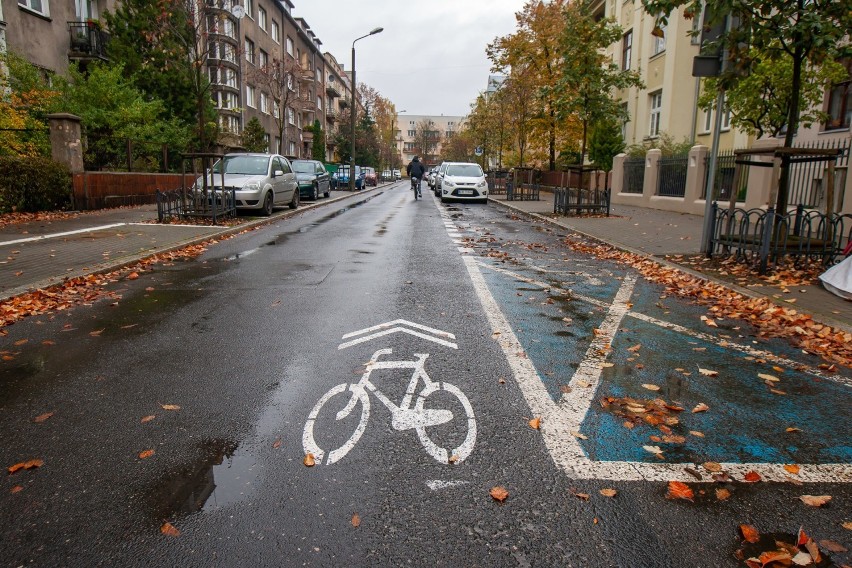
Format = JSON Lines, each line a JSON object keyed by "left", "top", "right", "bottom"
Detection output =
{"left": 396, "top": 114, "right": 465, "bottom": 167}
{"left": 2, "top": 0, "right": 361, "bottom": 161}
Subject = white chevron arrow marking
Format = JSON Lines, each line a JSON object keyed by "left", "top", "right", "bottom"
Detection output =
{"left": 338, "top": 319, "right": 458, "bottom": 350}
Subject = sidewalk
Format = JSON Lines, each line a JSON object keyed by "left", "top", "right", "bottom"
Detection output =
{"left": 488, "top": 191, "right": 852, "bottom": 334}
{"left": 0, "top": 187, "right": 376, "bottom": 303}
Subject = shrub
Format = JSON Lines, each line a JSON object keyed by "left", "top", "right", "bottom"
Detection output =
{"left": 0, "top": 156, "right": 72, "bottom": 213}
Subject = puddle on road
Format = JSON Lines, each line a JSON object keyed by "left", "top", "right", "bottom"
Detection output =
{"left": 150, "top": 438, "right": 258, "bottom": 520}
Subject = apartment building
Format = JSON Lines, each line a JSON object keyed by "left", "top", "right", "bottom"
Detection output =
{"left": 397, "top": 114, "right": 465, "bottom": 167}
{"left": 589, "top": 0, "right": 750, "bottom": 152}
{"left": 3, "top": 0, "right": 360, "bottom": 161}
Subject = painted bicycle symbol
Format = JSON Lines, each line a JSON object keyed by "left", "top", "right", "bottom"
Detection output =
{"left": 302, "top": 348, "right": 477, "bottom": 465}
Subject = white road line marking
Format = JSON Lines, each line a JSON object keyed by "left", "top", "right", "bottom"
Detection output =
{"left": 0, "top": 223, "right": 128, "bottom": 246}
{"left": 338, "top": 327, "right": 459, "bottom": 350}
{"left": 458, "top": 238, "right": 852, "bottom": 482}
{"left": 475, "top": 260, "right": 848, "bottom": 385}
{"left": 342, "top": 319, "right": 456, "bottom": 340}
{"left": 426, "top": 480, "right": 470, "bottom": 491}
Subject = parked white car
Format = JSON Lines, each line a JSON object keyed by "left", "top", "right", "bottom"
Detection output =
{"left": 433, "top": 161, "right": 450, "bottom": 196}
{"left": 439, "top": 162, "right": 488, "bottom": 203}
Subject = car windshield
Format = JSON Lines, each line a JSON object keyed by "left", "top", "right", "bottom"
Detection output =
{"left": 212, "top": 156, "right": 269, "bottom": 176}
{"left": 446, "top": 164, "right": 483, "bottom": 177}
{"left": 292, "top": 161, "right": 316, "bottom": 174}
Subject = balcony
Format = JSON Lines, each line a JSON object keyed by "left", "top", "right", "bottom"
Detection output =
{"left": 326, "top": 83, "right": 342, "bottom": 98}
{"left": 326, "top": 108, "right": 338, "bottom": 122}
{"left": 68, "top": 22, "right": 109, "bottom": 61}
{"left": 339, "top": 97, "right": 350, "bottom": 109}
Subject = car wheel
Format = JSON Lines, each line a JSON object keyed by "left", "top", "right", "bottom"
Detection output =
{"left": 323, "top": 186, "right": 330, "bottom": 198}
{"left": 289, "top": 188, "right": 300, "bottom": 209}
{"left": 261, "top": 191, "right": 274, "bottom": 216}
{"left": 312, "top": 183, "right": 319, "bottom": 201}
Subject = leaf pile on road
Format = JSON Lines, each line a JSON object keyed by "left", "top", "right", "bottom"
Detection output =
{"left": 0, "top": 241, "right": 216, "bottom": 329}
{"left": 565, "top": 237, "right": 852, "bottom": 368}
{"left": 735, "top": 525, "right": 847, "bottom": 567}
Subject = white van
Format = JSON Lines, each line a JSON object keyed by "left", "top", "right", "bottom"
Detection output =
{"left": 439, "top": 162, "right": 488, "bottom": 203}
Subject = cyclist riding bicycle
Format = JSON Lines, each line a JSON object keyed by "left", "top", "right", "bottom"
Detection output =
{"left": 406, "top": 156, "right": 426, "bottom": 198}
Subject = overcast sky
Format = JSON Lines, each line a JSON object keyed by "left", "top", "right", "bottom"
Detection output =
{"left": 292, "top": 0, "right": 521, "bottom": 118}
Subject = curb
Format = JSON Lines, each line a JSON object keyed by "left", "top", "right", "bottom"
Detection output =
{"left": 0, "top": 183, "right": 397, "bottom": 304}
{"left": 487, "top": 197, "right": 852, "bottom": 334}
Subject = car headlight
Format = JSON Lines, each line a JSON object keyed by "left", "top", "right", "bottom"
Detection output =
{"left": 242, "top": 181, "right": 261, "bottom": 191}
{"left": 444, "top": 180, "right": 455, "bottom": 187}
{"left": 476, "top": 180, "right": 487, "bottom": 188}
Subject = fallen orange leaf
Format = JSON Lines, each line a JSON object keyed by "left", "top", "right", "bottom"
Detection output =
{"left": 304, "top": 453, "right": 316, "bottom": 467}
{"left": 599, "top": 488, "right": 617, "bottom": 497}
{"left": 10, "top": 485, "right": 23, "bottom": 494}
{"left": 160, "top": 404, "right": 181, "bottom": 411}
{"left": 127, "top": 272, "right": 140, "bottom": 280}
{"left": 799, "top": 495, "right": 831, "bottom": 507}
{"left": 666, "top": 480, "right": 694, "bottom": 501}
{"left": 160, "top": 522, "right": 180, "bottom": 537}
{"left": 739, "top": 524, "right": 760, "bottom": 543}
{"left": 139, "top": 449, "right": 155, "bottom": 459}
{"left": 7, "top": 458, "right": 44, "bottom": 474}
{"left": 141, "top": 415, "right": 156, "bottom": 423}
{"left": 490, "top": 486, "right": 509, "bottom": 502}
{"left": 33, "top": 412, "right": 54, "bottom": 423}
{"left": 692, "top": 403, "right": 710, "bottom": 413}
{"left": 757, "top": 551, "right": 791, "bottom": 565}
{"left": 13, "top": 339, "right": 28, "bottom": 346}
{"left": 716, "top": 488, "right": 731, "bottom": 501}
{"left": 272, "top": 439, "right": 282, "bottom": 449}
{"left": 42, "top": 340, "right": 55, "bottom": 346}
{"left": 784, "top": 464, "right": 800, "bottom": 475}
{"left": 351, "top": 513, "right": 361, "bottom": 527}
{"left": 743, "top": 471, "right": 762, "bottom": 483}
{"left": 528, "top": 417, "right": 541, "bottom": 430}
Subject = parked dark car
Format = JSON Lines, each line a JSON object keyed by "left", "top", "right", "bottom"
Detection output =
{"left": 335, "top": 165, "right": 366, "bottom": 190}
{"left": 292, "top": 159, "right": 331, "bottom": 200}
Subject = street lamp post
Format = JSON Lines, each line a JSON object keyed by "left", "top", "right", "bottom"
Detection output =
{"left": 349, "top": 26, "right": 383, "bottom": 191}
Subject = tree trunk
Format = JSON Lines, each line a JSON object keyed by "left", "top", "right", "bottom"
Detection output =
{"left": 549, "top": 107, "right": 556, "bottom": 171}
{"left": 776, "top": 44, "right": 804, "bottom": 217}
{"left": 580, "top": 118, "right": 588, "bottom": 169}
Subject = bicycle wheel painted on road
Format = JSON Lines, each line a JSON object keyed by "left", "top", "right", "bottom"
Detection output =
{"left": 415, "top": 381, "right": 477, "bottom": 464}
{"left": 303, "top": 383, "right": 370, "bottom": 465}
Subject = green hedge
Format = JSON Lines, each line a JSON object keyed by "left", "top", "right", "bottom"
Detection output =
{"left": 0, "top": 157, "right": 72, "bottom": 213}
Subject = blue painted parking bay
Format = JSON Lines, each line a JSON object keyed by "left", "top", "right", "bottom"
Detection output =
{"left": 480, "top": 259, "right": 852, "bottom": 468}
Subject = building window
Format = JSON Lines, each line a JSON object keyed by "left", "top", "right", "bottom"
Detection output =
{"left": 245, "top": 38, "right": 255, "bottom": 64}
{"left": 271, "top": 20, "right": 280, "bottom": 43}
{"left": 224, "top": 68, "right": 237, "bottom": 88}
{"left": 18, "top": 0, "right": 50, "bottom": 17}
{"left": 649, "top": 91, "right": 662, "bottom": 137}
{"left": 652, "top": 22, "right": 666, "bottom": 56}
{"left": 244, "top": 0, "right": 253, "bottom": 18}
{"left": 220, "top": 115, "right": 240, "bottom": 134}
{"left": 246, "top": 85, "right": 256, "bottom": 108}
{"left": 260, "top": 92, "right": 269, "bottom": 114}
{"left": 622, "top": 30, "right": 633, "bottom": 71}
{"left": 826, "top": 59, "right": 851, "bottom": 131}
{"left": 703, "top": 108, "right": 713, "bottom": 133}
{"left": 264, "top": 133, "right": 270, "bottom": 151}
{"left": 407, "top": 130, "right": 415, "bottom": 136}
{"left": 316, "top": 95, "right": 322, "bottom": 110}
{"left": 259, "top": 49, "right": 268, "bottom": 68}
{"left": 274, "top": 137, "right": 281, "bottom": 153}
{"left": 273, "top": 101, "right": 280, "bottom": 118}
{"left": 258, "top": 6, "right": 267, "bottom": 31}
{"left": 287, "top": 107, "right": 295, "bottom": 125}
{"left": 289, "top": 141, "right": 296, "bottom": 156}
{"left": 286, "top": 37, "right": 294, "bottom": 57}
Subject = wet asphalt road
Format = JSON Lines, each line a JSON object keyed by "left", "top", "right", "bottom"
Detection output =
{"left": 0, "top": 185, "right": 850, "bottom": 567}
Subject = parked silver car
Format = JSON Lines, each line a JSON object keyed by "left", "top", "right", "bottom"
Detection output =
{"left": 200, "top": 153, "right": 299, "bottom": 216}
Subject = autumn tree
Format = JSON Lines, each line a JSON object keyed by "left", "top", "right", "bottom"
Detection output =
{"left": 588, "top": 117, "right": 625, "bottom": 172}
{"left": 104, "top": 0, "right": 216, "bottom": 150}
{"left": 697, "top": 48, "right": 847, "bottom": 140}
{"left": 556, "top": 1, "right": 642, "bottom": 166}
{"left": 358, "top": 84, "right": 396, "bottom": 170}
{"left": 412, "top": 119, "right": 440, "bottom": 163}
{"left": 643, "top": 0, "right": 852, "bottom": 213}
{"left": 442, "top": 126, "right": 476, "bottom": 163}
{"left": 250, "top": 56, "right": 309, "bottom": 155}
{"left": 241, "top": 117, "right": 268, "bottom": 152}
{"left": 0, "top": 52, "right": 56, "bottom": 157}
{"left": 487, "top": 0, "right": 572, "bottom": 170}
{"left": 310, "top": 119, "right": 326, "bottom": 161}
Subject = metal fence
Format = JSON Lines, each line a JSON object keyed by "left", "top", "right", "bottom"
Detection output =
{"left": 788, "top": 138, "right": 849, "bottom": 208}
{"left": 657, "top": 154, "right": 688, "bottom": 197}
{"left": 487, "top": 170, "right": 510, "bottom": 195}
{"left": 553, "top": 187, "right": 610, "bottom": 216}
{"left": 157, "top": 153, "right": 236, "bottom": 224}
{"left": 703, "top": 149, "right": 750, "bottom": 201}
{"left": 623, "top": 157, "right": 644, "bottom": 194}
